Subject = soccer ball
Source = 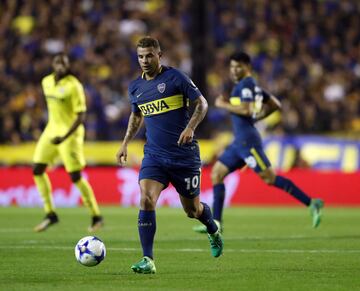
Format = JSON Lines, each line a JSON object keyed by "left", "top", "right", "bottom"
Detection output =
{"left": 75, "top": 236, "right": 106, "bottom": 267}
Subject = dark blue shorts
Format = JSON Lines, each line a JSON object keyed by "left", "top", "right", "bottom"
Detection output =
{"left": 219, "top": 142, "right": 271, "bottom": 173}
{"left": 139, "top": 154, "right": 202, "bottom": 199}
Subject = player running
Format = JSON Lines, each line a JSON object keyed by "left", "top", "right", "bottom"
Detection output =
{"left": 117, "top": 37, "right": 223, "bottom": 274}
{"left": 193, "top": 52, "right": 324, "bottom": 234}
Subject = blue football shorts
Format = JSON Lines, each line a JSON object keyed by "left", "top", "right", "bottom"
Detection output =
{"left": 139, "top": 154, "right": 202, "bottom": 199}
{"left": 219, "top": 142, "right": 271, "bottom": 173}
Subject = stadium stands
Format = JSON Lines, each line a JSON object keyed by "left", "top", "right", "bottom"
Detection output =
{"left": 0, "top": 0, "right": 359, "bottom": 144}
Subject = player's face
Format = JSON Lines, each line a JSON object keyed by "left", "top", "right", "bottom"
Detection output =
{"left": 52, "top": 55, "right": 70, "bottom": 75}
{"left": 229, "top": 60, "right": 248, "bottom": 82}
{"left": 137, "top": 46, "right": 161, "bottom": 76}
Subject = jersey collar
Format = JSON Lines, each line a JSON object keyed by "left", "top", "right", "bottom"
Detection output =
{"left": 141, "top": 66, "right": 167, "bottom": 80}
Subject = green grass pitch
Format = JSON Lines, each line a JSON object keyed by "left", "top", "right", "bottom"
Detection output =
{"left": 0, "top": 207, "right": 359, "bottom": 291}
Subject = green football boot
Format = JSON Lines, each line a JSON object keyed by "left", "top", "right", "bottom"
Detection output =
{"left": 131, "top": 256, "right": 156, "bottom": 274}
{"left": 193, "top": 219, "right": 222, "bottom": 234}
{"left": 309, "top": 198, "right": 324, "bottom": 228}
{"left": 208, "top": 230, "right": 223, "bottom": 258}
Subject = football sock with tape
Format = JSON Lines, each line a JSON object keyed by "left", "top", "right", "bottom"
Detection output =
{"left": 274, "top": 175, "right": 311, "bottom": 206}
{"left": 213, "top": 183, "right": 225, "bottom": 222}
{"left": 75, "top": 178, "right": 101, "bottom": 216}
{"left": 138, "top": 210, "right": 156, "bottom": 259}
{"left": 34, "top": 173, "right": 55, "bottom": 213}
{"left": 198, "top": 202, "right": 218, "bottom": 234}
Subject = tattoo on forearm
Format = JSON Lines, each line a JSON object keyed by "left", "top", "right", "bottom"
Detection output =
{"left": 124, "top": 113, "right": 143, "bottom": 142}
{"left": 187, "top": 98, "right": 208, "bottom": 130}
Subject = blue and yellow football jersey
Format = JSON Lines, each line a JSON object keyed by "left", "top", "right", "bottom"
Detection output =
{"left": 229, "top": 76, "right": 269, "bottom": 145}
{"left": 128, "top": 66, "right": 202, "bottom": 161}
{"left": 218, "top": 77, "right": 272, "bottom": 173}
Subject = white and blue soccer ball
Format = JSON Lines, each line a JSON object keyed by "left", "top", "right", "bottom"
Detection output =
{"left": 75, "top": 236, "right": 106, "bottom": 267}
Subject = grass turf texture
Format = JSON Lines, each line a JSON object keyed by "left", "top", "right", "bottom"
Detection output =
{"left": 0, "top": 207, "right": 359, "bottom": 291}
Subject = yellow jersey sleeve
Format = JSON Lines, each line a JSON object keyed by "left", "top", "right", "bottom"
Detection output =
{"left": 70, "top": 77, "right": 87, "bottom": 113}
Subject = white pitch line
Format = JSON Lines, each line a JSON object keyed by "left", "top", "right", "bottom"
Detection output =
{"left": 0, "top": 245, "right": 360, "bottom": 254}
{"left": 0, "top": 229, "right": 33, "bottom": 233}
{"left": 0, "top": 231, "right": 351, "bottom": 242}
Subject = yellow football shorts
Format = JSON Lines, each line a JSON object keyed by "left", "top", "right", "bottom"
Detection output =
{"left": 33, "top": 129, "right": 86, "bottom": 172}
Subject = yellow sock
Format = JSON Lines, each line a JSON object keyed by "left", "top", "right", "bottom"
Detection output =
{"left": 75, "top": 178, "right": 101, "bottom": 216}
{"left": 34, "top": 174, "right": 55, "bottom": 213}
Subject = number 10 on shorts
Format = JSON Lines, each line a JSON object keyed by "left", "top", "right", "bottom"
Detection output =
{"left": 184, "top": 175, "right": 199, "bottom": 190}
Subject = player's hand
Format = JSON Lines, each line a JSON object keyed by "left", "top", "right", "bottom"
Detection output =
{"left": 51, "top": 136, "right": 65, "bottom": 145}
{"left": 177, "top": 127, "right": 194, "bottom": 146}
{"left": 215, "top": 95, "right": 227, "bottom": 108}
{"left": 116, "top": 144, "right": 128, "bottom": 166}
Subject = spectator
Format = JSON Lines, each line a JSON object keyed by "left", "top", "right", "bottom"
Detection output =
{"left": 0, "top": 0, "right": 359, "bottom": 143}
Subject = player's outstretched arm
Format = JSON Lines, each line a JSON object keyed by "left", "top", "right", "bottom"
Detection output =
{"left": 255, "top": 95, "right": 281, "bottom": 121}
{"left": 215, "top": 95, "right": 253, "bottom": 117}
{"left": 51, "top": 112, "right": 85, "bottom": 144}
{"left": 116, "top": 111, "right": 143, "bottom": 165}
{"left": 178, "top": 95, "right": 208, "bottom": 146}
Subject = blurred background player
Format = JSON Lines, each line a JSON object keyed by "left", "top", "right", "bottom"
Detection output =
{"left": 33, "top": 53, "right": 103, "bottom": 232}
{"left": 194, "top": 52, "right": 324, "bottom": 233}
{"left": 117, "top": 36, "right": 223, "bottom": 274}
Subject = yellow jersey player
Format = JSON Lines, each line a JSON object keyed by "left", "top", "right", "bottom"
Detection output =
{"left": 33, "top": 53, "right": 103, "bottom": 232}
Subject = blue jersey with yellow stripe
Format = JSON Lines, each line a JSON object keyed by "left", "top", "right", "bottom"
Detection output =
{"left": 128, "top": 66, "right": 202, "bottom": 161}
{"left": 230, "top": 76, "right": 269, "bottom": 146}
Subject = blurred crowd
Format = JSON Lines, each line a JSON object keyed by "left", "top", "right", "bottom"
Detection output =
{"left": 0, "top": 0, "right": 359, "bottom": 144}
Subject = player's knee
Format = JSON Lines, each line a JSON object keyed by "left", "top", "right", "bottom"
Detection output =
{"left": 185, "top": 208, "right": 197, "bottom": 218}
{"left": 33, "top": 164, "right": 46, "bottom": 176}
{"left": 140, "top": 195, "right": 156, "bottom": 210}
{"left": 263, "top": 177, "right": 272, "bottom": 185}
{"left": 186, "top": 212, "right": 195, "bottom": 218}
{"left": 184, "top": 205, "right": 201, "bottom": 219}
{"left": 139, "top": 187, "right": 157, "bottom": 210}
{"left": 260, "top": 173, "right": 276, "bottom": 185}
{"left": 69, "top": 171, "right": 82, "bottom": 183}
{"left": 211, "top": 169, "right": 224, "bottom": 184}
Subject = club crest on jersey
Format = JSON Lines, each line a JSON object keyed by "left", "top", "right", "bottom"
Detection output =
{"left": 157, "top": 83, "right": 166, "bottom": 93}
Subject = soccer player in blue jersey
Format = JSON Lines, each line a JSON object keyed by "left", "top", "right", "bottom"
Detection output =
{"left": 193, "top": 52, "right": 324, "bottom": 234}
{"left": 116, "top": 36, "right": 223, "bottom": 274}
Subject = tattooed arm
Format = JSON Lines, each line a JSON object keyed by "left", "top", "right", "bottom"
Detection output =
{"left": 177, "top": 95, "right": 208, "bottom": 145}
{"left": 116, "top": 111, "right": 143, "bottom": 165}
